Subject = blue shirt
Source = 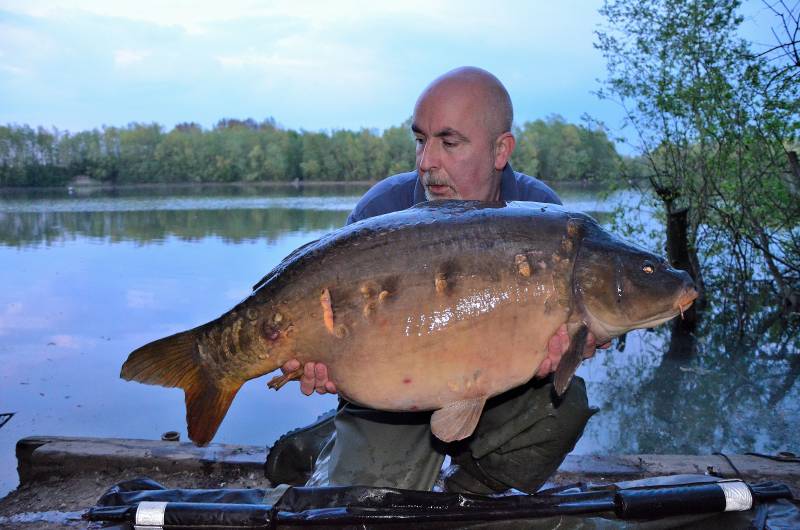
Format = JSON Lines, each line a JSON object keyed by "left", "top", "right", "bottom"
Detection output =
{"left": 346, "top": 163, "right": 561, "bottom": 224}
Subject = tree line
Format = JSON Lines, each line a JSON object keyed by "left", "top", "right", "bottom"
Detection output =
{"left": 0, "top": 116, "right": 622, "bottom": 187}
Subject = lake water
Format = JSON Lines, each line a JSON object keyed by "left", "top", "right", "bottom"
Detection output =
{"left": 0, "top": 183, "right": 797, "bottom": 498}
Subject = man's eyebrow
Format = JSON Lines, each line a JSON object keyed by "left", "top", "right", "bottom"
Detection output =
{"left": 433, "top": 127, "right": 469, "bottom": 142}
{"left": 410, "top": 124, "right": 469, "bottom": 143}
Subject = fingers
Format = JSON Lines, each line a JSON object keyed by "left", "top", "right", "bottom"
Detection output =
{"left": 299, "top": 362, "right": 316, "bottom": 395}
{"left": 315, "top": 364, "right": 338, "bottom": 394}
{"left": 556, "top": 324, "right": 569, "bottom": 355}
{"left": 294, "top": 362, "right": 338, "bottom": 396}
{"left": 281, "top": 358, "right": 300, "bottom": 375}
{"left": 545, "top": 324, "right": 568, "bottom": 360}
{"left": 539, "top": 325, "right": 608, "bottom": 379}
{"left": 536, "top": 357, "right": 553, "bottom": 378}
{"left": 314, "top": 363, "right": 329, "bottom": 395}
{"left": 537, "top": 324, "right": 569, "bottom": 379}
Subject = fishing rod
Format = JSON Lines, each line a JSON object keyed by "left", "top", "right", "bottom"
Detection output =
{"left": 86, "top": 479, "right": 793, "bottom": 528}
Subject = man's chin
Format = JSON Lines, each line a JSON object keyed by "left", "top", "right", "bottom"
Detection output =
{"left": 424, "top": 185, "right": 459, "bottom": 201}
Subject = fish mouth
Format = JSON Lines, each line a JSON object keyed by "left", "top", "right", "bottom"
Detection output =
{"left": 675, "top": 286, "right": 698, "bottom": 319}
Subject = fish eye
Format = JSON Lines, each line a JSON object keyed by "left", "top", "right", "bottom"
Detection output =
{"left": 642, "top": 261, "right": 655, "bottom": 274}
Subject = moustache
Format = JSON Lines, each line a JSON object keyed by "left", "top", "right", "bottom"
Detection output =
{"left": 421, "top": 172, "right": 451, "bottom": 188}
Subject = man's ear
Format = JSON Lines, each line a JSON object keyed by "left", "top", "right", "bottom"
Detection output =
{"left": 493, "top": 132, "right": 516, "bottom": 170}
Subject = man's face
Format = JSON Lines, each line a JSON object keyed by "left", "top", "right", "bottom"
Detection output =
{"left": 412, "top": 87, "right": 501, "bottom": 202}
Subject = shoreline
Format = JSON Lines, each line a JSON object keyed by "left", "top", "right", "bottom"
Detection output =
{"left": 0, "top": 180, "right": 378, "bottom": 193}
{"left": 0, "top": 178, "right": 615, "bottom": 194}
{"left": 2, "top": 436, "right": 798, "bottom": 526}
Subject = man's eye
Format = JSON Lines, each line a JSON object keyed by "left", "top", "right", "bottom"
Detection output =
{"left": 414, "top": 137, "right": 425, "bottom": 146}
{"left": 443, "top": 141, "right": 456, "bottom": 148}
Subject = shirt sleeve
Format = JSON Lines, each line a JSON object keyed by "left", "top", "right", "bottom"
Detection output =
{"left": 516, "top": 174, "right": 562, "bottom": 205}
{"left": 346, "top": 172, "right": 418, "bottom": 225}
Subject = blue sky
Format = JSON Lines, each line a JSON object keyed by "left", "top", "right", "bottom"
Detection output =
{"left": 0, "top": 1, "right": 784, "bottom": 136}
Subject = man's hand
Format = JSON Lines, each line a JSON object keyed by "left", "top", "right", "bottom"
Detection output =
{"left": 280, "top": 359, "right": 338, "bottom": 396}
{"left": 536, "top": 324, "right": 610, "bottom": 378}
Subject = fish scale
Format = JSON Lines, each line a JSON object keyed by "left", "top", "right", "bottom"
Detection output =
{"left": 121, "top": 200, "right": 696, "bottom": 446}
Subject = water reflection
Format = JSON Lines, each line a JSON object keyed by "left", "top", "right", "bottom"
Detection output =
{"left": 0, "top": 182, "right": 372, "bottom": 201}
{"left": 0, "top": 182, "right": 616, "bottom": 248}
{"left": 0, "top": 208, "right": 352, "bottom": 247}
{"left": 577, "top": 279, "right": 799, "bottom": 456}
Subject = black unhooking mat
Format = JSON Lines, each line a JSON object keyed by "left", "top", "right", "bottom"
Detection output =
{"left": 85, "top": 475, "right": 799, "bottom": 529}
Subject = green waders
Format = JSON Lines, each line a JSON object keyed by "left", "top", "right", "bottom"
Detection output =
{"left": 306, "top": 376, "right": 596, "bottom": 493}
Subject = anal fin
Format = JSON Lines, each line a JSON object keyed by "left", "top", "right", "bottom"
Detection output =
{"left": 185, "top": 378, "right": 242, "bottom": 447}
{"left": 553, "top": 324, "right": 589, "bottom": 397}
{"left": 430, "top": 397, "right": 487, "bottom": 442}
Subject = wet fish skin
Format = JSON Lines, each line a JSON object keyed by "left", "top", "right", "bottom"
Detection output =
{"left": 121, "top": 200, "right": 696, "bottom": 446}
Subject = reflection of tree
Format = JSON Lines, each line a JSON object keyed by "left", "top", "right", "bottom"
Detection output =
{"left": 771, "top": 353, "right": 800, "bottom": 408}
{"left": 0, "top": 208, "right": 349, "bottom": 248}
{"left": 2, "top": 183, "right": 370, "bottom": 201}
{"left": 588, "top": 279, "right": 799, "bottom": 455}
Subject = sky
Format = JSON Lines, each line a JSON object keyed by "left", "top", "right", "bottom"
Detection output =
{"left": 0, "top": 0, "right": 786, "bottom": 136}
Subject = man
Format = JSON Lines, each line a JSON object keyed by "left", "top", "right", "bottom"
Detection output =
{"left": 267, "top": 66, "right": 601, "bottom": 494}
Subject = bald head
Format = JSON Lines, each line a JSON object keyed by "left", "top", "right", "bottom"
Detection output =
{"left": 411, "top": 67, "right": 517, "bottom": 202}
{"left": 415, "top": 66, "right": 514, "bottom": 142}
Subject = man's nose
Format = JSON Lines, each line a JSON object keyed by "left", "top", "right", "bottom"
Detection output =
{"left": 418, "top": 140, "right": 439, "bottom": 172}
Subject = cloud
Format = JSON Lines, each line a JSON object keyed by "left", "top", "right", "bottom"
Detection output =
{"left": 0, "top": 19, "right": 57, "bottom": 79}
{"left": 113, "top": 48, "right": 150, "bottom": 67}
{"left": 0, "top": 0, "right": 632, "bottom": 133}
{"left": 0, "top": 302, "right": 51, "bottom": 336}
{"left": 0, "top": 62, "right": 26, "bottom": 76}
{"left": 126, "top": 289, "right": 158, "bottom": 309}
{"left": 48, "top": 333, "right": 82, "bottom": 349}
{"left": 215, "top": 51, "right": 308, "bottom": 70}
{"left": 1, "top": 0, "right": 442, "bottom": 34}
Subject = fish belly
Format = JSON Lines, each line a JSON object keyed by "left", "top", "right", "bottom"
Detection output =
{"left": 316, "top": 285, "right": 566, "bottom": 411}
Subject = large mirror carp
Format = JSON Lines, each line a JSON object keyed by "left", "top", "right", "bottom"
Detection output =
{"left": 121, "top": 201, "right": 697, "bottom": 446}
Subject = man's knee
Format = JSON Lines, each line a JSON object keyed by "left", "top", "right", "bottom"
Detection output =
{"left": 543, "top": 376, "right": 594, "bottom": 450}
{"left": 320, "top": 403, "right": 446, "bottom": 489}
{"left": 467, "top": 377, "right": 596, "bottom": 493}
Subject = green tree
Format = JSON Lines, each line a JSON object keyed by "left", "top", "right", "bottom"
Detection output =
{"left": 513, "top": 115, "right": 620, "bottom": 181}
{"left": 117, "top": 123, "right": 164, "bottom": 183}
{"left": 383, "top": 119, "right": 416, "bottom": 175}
{"left": 1, "top": 112, "right": 623, "bottom": 188}
{"left": 596, "top": 0, "right": 800, "bottom": 317}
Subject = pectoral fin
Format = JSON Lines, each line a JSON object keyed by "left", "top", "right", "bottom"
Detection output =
{"left": 430, "top": 397, "right": 487, "bottom": 442}
{"left": 267, "top": 367, "right": 304, "bottom": 390}
{"left": 553, "top": 325, "right": 589, "bottom": 397}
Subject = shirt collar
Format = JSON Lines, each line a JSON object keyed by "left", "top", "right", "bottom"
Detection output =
{"left": 413, "top": 163, "right": 516, "bottom": 204}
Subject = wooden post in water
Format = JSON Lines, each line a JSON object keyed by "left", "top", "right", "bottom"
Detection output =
{"left": 665, "top": 207, "right": 702, "bottom": 359}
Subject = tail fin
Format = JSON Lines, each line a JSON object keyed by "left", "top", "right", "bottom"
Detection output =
{"left": 121, "top": 327, "right": 243, "bottom": 446}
